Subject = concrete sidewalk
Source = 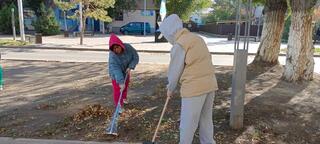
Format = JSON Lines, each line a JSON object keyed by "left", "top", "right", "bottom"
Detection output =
{"left": 0, "top": 137, "right": 139, "bottom": 144}
{"left": 1, "top": 33, "right": 320, "bottom": 56}
{"left": 0, "top": 34, "right": 172, "bottom": 52}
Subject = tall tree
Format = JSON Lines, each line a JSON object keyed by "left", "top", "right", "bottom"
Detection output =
{"left": 205, "top": 0, "right": 237, "bottom": 23}
{"left": 54, "top": 0, "right": 75, "bottom": 33}
{"left": 155, "top": 0, "right": 212, "bottom": 22}
{"left": 70, "top": 0, "right": 115, "bottom": 45}
{"left": 32, "top": 2, "right": 60, "bottom": 35}
{"left": 0, "top": 0, "right": 17, "bottom": 6}
{"left": 24, "top": 0, "right": 46, "bottom": 17}
{"left": 283, "top": 0, "right": 317, "bottom": 82}
{"left": 0, "top": 3, "right": 19, "bottom": 34}
{"left": 107, "top": 0, "right": 136, "bottom": 18}
{"left": 251, "top": 0, "right": 288, "bottom": 66}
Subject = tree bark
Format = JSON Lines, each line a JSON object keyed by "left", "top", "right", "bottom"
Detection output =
{"left": 64, "top": 11, "right": 67, "bottom": 32}
{"left": 283, "top": 0, "right": 317, "bottom": 82}
{"left": 80, "top": 18, "right": 86, "bottom": 45}
{"left": 251, "top": 0, "right": 287, "bottom": 66}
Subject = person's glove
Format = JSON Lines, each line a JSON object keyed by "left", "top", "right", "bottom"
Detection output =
{"left": 167, "top": 89, "right": 173, "bottom": 98}
{"left": 120, "top": 84, "right": 125, "bottom": 92}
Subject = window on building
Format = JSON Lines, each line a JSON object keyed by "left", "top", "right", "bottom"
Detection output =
{"left": 115, "top": 12, "right": 123, "bottom": 21}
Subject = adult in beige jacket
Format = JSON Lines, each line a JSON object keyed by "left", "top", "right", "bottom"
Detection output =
{"left": 159, "top": 14, "right": 218, "bottom": 144}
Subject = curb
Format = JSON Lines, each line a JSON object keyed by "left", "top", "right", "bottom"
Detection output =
{"left": 0, "top": 45, "right": 107, "bottom": 52}
{"left": 0, "top": 45, "right": 169, "bottom": 53}
{"left": 1, "top": 45, "right": 320, "bottom": 57}
{"left": 198, "top": 31, "right": 229, "bottom": 38}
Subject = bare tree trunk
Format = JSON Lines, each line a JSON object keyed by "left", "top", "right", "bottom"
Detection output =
{"left": 80, "top": 19, "right": 85, "bottom": 45}
{"left": 251, "top": 0, "right": 287, "bottom": 66}
{"left": 64, "top": 11, "right": 67, "bottom": 32}
{"left": 283, "top": 0, "right": 317, "bottom": 82}
{"left": 79, "top": 2, "right": 83, "bottom": 45}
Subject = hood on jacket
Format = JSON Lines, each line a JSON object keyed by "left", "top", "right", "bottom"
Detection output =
{"left": 109, "top": 33, "right": 125, "bottom": 51}
{"left": 159, "top": 14, "right": 183, "bottom": 44}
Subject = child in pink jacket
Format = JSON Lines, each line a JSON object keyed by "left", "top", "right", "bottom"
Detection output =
{"left": 108, "top": 34, "right": 139, "bottom": 108}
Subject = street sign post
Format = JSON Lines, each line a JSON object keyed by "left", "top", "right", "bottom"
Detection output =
{"left": 230, "top": 0, "right": 252, "bottom": 129}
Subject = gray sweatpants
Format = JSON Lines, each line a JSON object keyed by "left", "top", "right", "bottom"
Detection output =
{"left": 180, "top": 92, "right": 216, "bottom": 144}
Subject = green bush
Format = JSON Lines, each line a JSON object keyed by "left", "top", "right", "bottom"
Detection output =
{"left": 32, "top": 2, "right": 60, "bottom": 36}
{"left": 205, "top": 10, "right": 236, "bottom": 23}
{"left": 0, "top": 3, "right": 19, "bottom": 34}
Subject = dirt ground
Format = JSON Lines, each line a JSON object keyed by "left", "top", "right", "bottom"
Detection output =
{"left": 0, "top": 60, "right": 319, "bottom": 144}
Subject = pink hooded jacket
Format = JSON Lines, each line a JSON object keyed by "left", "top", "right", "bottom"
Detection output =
{"left": 108, "top": 33, "right": 139, "bottom": 84}
{"left": 109, "top": 33, "right": 125, "bottom": 51}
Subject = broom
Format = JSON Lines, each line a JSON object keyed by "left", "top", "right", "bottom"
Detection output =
{"left": 143, "top": 95, "right": 170, "bottom": 144}
{"left": 106, "top": 72, "right": 129, "bottom": 136}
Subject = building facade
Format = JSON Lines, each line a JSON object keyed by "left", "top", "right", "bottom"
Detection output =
{"left": 23, "top": 0, "right": 158, "bottom": 34}
{"left": 109, "top": 0, "right": 157, "bottom": 34}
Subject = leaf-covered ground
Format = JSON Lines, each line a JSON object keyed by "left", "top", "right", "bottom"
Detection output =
{"left": 1, "top": 60, "right": 319, "bottom": 144}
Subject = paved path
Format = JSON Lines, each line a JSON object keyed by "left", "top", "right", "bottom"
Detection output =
{"left": 1, "top": 48, "right": 319, "bottom": 74}
{"left": 2, "top": 33, "right": 319, "bottom": 54}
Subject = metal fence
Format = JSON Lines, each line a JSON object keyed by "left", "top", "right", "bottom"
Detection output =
{"left": 198, "top": 23, "right": 262, "bottom": 36}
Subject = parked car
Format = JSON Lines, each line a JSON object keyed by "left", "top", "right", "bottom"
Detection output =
{"left": 120, "top": 22, "right": 151, "bottom": 35}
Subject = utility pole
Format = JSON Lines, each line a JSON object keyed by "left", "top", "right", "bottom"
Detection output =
{"left": 11, "top": 8, "right": 16, "bottom": 40}
{"left": 144, "top": 0, "right": 146, "bottom": 36}
{"left": 17, "top": 0, "right": 25, "bottom": 41}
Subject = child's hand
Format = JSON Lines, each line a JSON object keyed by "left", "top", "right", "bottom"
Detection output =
{"left": 126, "top": 68, "right": 131, "bottom": 74}
{"left": 120, "top": 84, "right": 125, "bottom": 92}
{"left": 167, "top": 89, "right": 173, "bottom": 98}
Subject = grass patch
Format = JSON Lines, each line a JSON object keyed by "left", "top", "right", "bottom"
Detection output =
{"left": 315, "top": 48, "right": 320, "bottom": 54}
{"left": 0, "top": 39, "right": 29, "bottom": 46}
{"left": 281, "top": 48, "right": 320, "bottom": 54}
{"left": 280, "top": 49, "right": 286, "bottom": 53}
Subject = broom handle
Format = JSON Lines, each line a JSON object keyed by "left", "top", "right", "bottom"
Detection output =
{"left": 108, "top": 72, "right": 129, "bottom": 134}
{"left": 117, "top": 72, "right": 129, "bottom": 107}
{"left": 152, "top": 96, "right": 170, "bottom": 142}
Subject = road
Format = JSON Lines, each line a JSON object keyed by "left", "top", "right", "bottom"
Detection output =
{"left": 0, "top": 48, "right": 319, "bottom": 74}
